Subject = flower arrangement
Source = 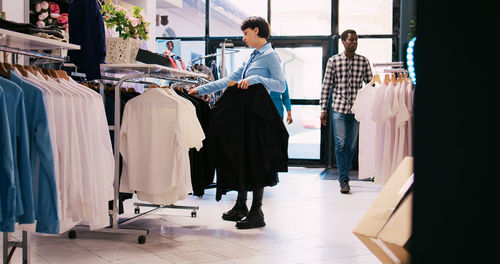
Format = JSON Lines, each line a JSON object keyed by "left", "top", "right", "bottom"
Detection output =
{"left": 34, "top": 1, "right": 68, "bottom": 32}
{"left": 101, "top": 0, "right": 150, "bottom": 40}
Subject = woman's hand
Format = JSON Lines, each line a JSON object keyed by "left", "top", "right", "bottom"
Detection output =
{"left": 237, "top": 79, "right": 250, "bottom": 89}
{"left": 287, "top": 111, "right": 293, "bottom": 124}
{"left": 188, "top": 87, "right": 199, "bottom": 96}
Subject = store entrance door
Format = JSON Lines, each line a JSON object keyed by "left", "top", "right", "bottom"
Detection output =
{"left": 207, "top": 38, "right": 332, "bottom": 166}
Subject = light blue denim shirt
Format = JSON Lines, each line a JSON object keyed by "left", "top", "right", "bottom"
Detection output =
{"left": 197, "top": 42, "right": 285, "bottom": 95}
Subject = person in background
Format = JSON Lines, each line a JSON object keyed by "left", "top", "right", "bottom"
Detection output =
{"left": 188, "top": 16, "right": 285, "bottom": 229}
{"left": 163, "top": 40, "right": 174, "bottom": 56}
{"left": 270, "top": 81, "right": 292, "bottom": 124}
{"left": 320, "top": 29, "right": 373, "bottom": 194}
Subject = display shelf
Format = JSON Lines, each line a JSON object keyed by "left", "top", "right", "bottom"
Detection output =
{"left": 0, "top": 28, "right": 80, "bottom": 50}
{"left": 100, "top": 63, "right": 208, "bottom": 79}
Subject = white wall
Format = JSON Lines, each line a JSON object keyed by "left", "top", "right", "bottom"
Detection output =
{"left": 1, "top": 0, "right": 27, "bottom": 22}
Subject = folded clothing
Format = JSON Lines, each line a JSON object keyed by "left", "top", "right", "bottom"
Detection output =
{"left": 0, "top": 19, "right": 65, "bottom": 40}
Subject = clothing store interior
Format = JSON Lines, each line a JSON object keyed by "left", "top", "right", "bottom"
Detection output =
{"left": 0, "top": 0, "right": 495, "bottom": 263}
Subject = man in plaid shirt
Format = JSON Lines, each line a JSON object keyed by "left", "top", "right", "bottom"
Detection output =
{"left": 320, "top": 29, "right": 373, "bottom": 194}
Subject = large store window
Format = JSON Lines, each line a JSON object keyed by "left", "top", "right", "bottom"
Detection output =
{"left": 209, "top": 0, "right": 267, "bottom": 37}
{"left": 339, "top": 0, "right": 392, "bottom": 35}
{"left": 156, "top": 0, "right": 400, "bottom": 166}
{"left": 156, "top": 0, "right": 205, "bottom": 37}
{"left": 270, "top": 0, "right": 331, "bottom": 36}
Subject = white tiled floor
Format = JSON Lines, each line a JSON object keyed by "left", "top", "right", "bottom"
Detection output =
{"left": 3, "top": 167, "right": 383, "bottom": 264}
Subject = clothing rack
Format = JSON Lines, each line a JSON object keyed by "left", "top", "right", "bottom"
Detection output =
{"left": 373, "top": 62, "right": 404, "bottom": 68}
{"left": 69, "top": 63, "right": 209, "bottom": 245}
{"left": 0, "top": 28, "right": 80, "bottom": 264}
{"left": 188, "top": 49, "right": 239, "bottom": 66}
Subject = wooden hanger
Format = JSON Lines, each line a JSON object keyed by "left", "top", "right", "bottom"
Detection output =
{"left": 149, "top": 84, "right": 160, "bottom": 88}
{"left": 33, "top": 67, "right": 48, "bottom": 80}
{"left": 390, "top": 73, "right": 397, "bottom": 84}
{"left": 0, "top": 62, "right": 9, "bottom": 78}
{"left": 56, "top": 70, "right": 70, "bottom": 81}
{"left": 369, "top": 74, "right": 381, "bottom": 86}
{"left": 2, "top": 62, "right": 13, "bottom": 71}
{"left": 23, "top": 65, "right": 35, "bottom": 75}
{"left": 228, "top": 80, "right": 236, "bottom": 86}
{"left": 384, "top": 74, "right": 390, "bottom": 84}
{"left": 13, "top": 64, "right": 28, "bottom": 77}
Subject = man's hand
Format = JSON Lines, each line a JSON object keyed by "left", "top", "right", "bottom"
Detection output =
{"left": 237, "top": 79, "right": 250, "bottom": 89}
{"left": 320, "top": 111, "right": 328, "bottom": 126}
{"left": 188, "top": 87, "right": 199, "bottom": 96}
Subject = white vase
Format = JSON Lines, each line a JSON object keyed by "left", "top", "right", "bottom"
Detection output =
{"left": 105, "top": 37, "right": 142, "bottom": 64}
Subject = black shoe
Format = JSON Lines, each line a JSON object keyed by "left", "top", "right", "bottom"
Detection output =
{"left": 222, "top": 200, "right": 248, "bottom": 221}
{"left": 340, "top": 179, "right": 351, "bottom": 194}
{"left": 235, "top": 207, "right": 266, "bottom": 229}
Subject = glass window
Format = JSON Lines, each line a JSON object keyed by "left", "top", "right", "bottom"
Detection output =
{"left": 271, "top": 0, "right": 331, "bottom": 36}
{"left": 337, "top": 38, "right": 393, "bottom": 67}
{"left": 275, "top": 47, "right": 323, "bottom": 100}
{"left": 287, "top": 105, "right": 321, "bottom": 160}
{"left": 156, "top": 0, "right": 205, "bottom": 37}
{"left": 339, "top": 0, "right": 392, "bottom": 35}
{"left": 210, "top": 0, "right": 267, "bottom": 37}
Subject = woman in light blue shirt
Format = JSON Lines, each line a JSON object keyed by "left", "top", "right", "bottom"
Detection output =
{"left": 189, "top": 16, "right": 285, "bottom": 230}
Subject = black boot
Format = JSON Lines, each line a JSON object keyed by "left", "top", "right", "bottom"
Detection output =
{"left": 222, "top": 199, "right": 248, "bottom": 221}
{"left": 235, "top": 206, "right": 266, "bottom": 229}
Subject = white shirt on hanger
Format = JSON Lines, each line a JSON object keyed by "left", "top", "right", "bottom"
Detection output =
{"left": 351, "top": 83, "right": 378, "bottom": 180}
{"left": 120, "top": 88, "right": 203, "bottom": 205}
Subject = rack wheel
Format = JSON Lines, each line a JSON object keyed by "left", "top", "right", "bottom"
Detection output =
{"left": 191, "top": 211, "right": 197, "bottom": 218}
{"left": 138, "top": 235, "right": 146, "bottom": 244}
{"left": 134, "top": 207, "right": 140, "bottom": 214}
{"left": 68, "top": 230, "right": 77, "bottom": 239}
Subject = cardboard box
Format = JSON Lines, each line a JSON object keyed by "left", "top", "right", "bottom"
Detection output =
{"left": 353, "top": 156, "right": 413, "bottom": 264}
{"left": 378, "top": 192, "right": 412, "bottom": 263}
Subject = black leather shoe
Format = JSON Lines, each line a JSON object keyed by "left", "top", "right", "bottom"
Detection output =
{"left": 340, "top": 179, "right": 350, "bottom": 194}
{"left": 222, "top": 200, "right": 248, "bottom": 221}
{"left": 235, "top": 207, "right": 266, "bottom": 229}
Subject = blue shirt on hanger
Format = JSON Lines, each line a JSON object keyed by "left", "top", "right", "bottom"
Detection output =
{"left": 0, "top": 86, "right": 16, "bottom": 232}
{"left": 197, "top": 42, "right": 285, "bottom": 95}
{"left": 0, "top": 76, "right": 35, "bottom": 227}
{"left": 9, "top": 71, "right": 59, "bottom": 234}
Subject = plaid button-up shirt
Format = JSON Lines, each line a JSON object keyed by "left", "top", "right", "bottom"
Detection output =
{"left": 320, "top": 53, "right": 373, "bottom": 114}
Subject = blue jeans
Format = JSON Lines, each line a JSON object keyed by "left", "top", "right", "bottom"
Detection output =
{"left": 332, "top": 111, "right": 359, "bottom": 183}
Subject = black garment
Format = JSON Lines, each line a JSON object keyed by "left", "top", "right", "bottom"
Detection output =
{"left": 68, "top": 0, "right": 106, "bottom": 80}
{"left": 104, "top": 88, "right": 140, "bottom": 214}
{"left": 175, "top": 89, "right": 213, "bottom": 196}
{"left": 208, "top": 83, "right": 288, "bottom": 201}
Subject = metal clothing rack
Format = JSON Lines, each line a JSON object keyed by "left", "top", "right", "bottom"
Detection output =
{"left": 0, "top": 28, "right": 80, "bottom": 264}
{"left": 69, "top": 64, "right": 209, "bottom": 245}
{"left": 188, "top": 49, "right": 239, "bottom": 66}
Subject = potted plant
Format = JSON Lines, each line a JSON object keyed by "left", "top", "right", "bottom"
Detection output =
{"left": 101, "top": 0, "right": 150, "bottom": 64}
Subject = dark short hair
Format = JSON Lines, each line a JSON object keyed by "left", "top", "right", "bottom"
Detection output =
{"left": 240, "top": 16, "right": 270, "bottom": 39}
{"left": 167, "top": 41, "right": 174, "bottom": 46}
{"left": 341, "top": 29, "right": 357, "bottom": 41}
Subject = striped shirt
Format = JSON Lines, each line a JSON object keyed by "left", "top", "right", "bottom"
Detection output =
{"left": 320, "top": 53, "right": 373, "bottom": 114}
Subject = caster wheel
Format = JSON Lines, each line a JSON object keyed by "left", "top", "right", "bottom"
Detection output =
{"left": 68, "top": 230, "right": 77, "bottom": 239}
{"left": 134, "top": 207, "right": 140, "bottom": 214}
{"left": 191, "top": 211, "right": 197, "bottom": 218}
{"left": 138, "top": 235, "right": 146, "bottom": 244}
